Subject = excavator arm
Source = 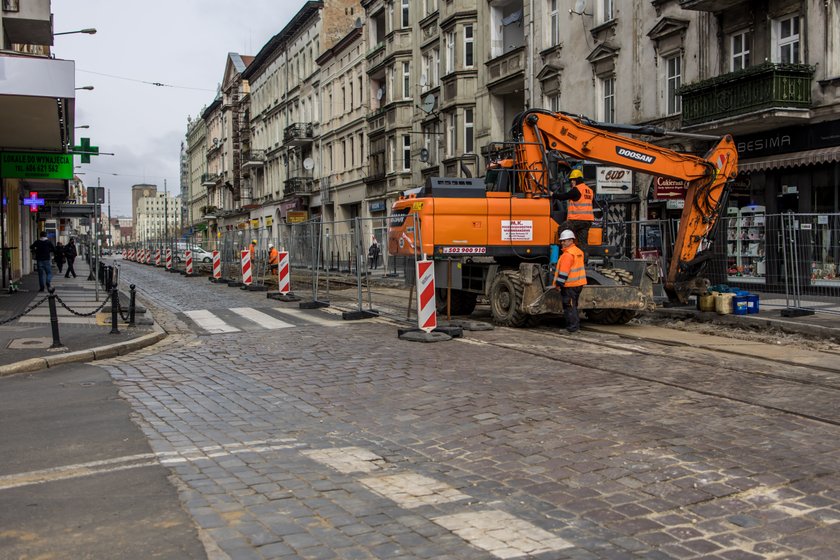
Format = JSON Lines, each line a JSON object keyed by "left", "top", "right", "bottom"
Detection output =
{"left": 512, "top": 109, "right": 739, "bottom": 302}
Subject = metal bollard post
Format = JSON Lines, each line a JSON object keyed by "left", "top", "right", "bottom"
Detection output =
{"left": 110, "top": 286, "right": 120, "bottom": 334}
{"left": 128, "top": 284, "right": 136, "bottom": 327}
{"left": 48, "top": 288, "right": 62, "bottom": 348}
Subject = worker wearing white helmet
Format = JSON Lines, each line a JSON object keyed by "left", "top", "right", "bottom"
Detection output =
{"left": 552, "top": 168, "right": 594, "bottom": 253}
{"left": 553, "top": 229, "right": 587, "bottom": 333}
{"left": 268, "top": 242, "right": 279, "bottom": 275}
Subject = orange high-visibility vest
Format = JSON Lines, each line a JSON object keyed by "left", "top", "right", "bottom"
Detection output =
{"left": 567, "top": 183, "right": 594, "bottom": 221}
{"left": 269, "top": 247, "right": 279, "bottom": 265}
{"left": 553, "top": 244, "right": 587, "bottom": 288}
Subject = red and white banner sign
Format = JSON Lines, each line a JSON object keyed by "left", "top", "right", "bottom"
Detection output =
{"left": 240, "top": 250, "right": 252, "bottom": 285}
{"left": 185, "top": 250, "right": 193, "bottom": 275}
{"left": 277, "top": 251, "right": 291, "bottom": 294}
{"left": 165, "top": 248, "right": 173, "bottom": 270}
{"left": 212, "top": 250, "right": 221, "bottom": 278}
{"left": 415, "top": 259, "right": 437, "bottom": 333}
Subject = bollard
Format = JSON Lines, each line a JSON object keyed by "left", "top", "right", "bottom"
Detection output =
{"left": 110, "top": 286, "right": 120, "bottom": 334}
{"left": 48, "top": 288, "right": 63, "bottom": 348}
{"left": 128, "top": 284, "right": 136, "bottom": 327}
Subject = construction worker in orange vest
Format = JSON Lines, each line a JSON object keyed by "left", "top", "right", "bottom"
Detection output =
{"left": 249, "top": 239, "right": 257, "bottom": 259}
{"left": 553, "top": 168, "right": 594, "bottom": 254}
{"left": 268, "top": 243, "right": 279, "bottom": 275}
{"left": 553, "top": 229, "right": 587, "bottom": 333}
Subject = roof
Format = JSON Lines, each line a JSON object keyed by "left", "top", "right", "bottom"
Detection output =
{"left": 242, "top": 1, "right": 323, "bottom": 80}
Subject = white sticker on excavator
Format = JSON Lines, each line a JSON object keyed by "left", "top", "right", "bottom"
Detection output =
{"left": 501, "top": 220, "right": 533, "bottom": 241}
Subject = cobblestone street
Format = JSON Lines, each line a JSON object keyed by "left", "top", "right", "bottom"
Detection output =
{"left": 87, "top": 264, "right": 840, "bottom": 559}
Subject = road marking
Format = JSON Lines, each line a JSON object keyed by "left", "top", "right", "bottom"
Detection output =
{"left": 230, "top": 307, "right": 294, "bottom": 330}
{"left": 302, "top": 447, "right": 385, "bottom": 473}
{"left": 432, "top": 510, "right": 573, "bottom": 558}
{"left": 273, "top": 307, "right": 347, "bottom": 327}
{"left": 183, "top": 309, "right": 241, "bottom": 333}
{"left": 0, "top": 438, "right": 301, "bottom": 491}
{"left": 359, "top": 472, "right": 470, "bottom": 509}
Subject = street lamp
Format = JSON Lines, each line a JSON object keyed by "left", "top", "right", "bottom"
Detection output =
{"left": 75, "top": 86, "right": 94, "bottom": 91}
{"left": 55, "top": 28, "right": 97, "bottom": 36}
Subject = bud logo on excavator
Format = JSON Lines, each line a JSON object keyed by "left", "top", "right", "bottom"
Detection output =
{"left": 616, "top": 147, "right": 656, "bottom": 164}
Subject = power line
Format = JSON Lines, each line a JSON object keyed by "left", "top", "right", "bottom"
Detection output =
{"left": 77, "top": 68, "right": 216, "bottom": 92}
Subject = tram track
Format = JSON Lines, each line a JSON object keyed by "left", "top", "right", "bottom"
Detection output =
{"left": 462, "top": 324, "right": 840, "bottom": 427}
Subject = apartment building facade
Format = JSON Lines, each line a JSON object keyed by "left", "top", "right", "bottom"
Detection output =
{"left": 183, "top": 0, "right": 840, "bottom": 254}
{"left": 135, "top": 191, "right": 182, "bottom": 243}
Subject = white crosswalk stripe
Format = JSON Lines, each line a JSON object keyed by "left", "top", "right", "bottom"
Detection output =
{"left": 179, "top": 306, "right": 343, "bottom": 335}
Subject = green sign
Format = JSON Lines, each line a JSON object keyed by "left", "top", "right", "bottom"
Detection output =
{"left": 72, "top": 137, "right": 99, "bottom": 164}
{"left": 1, "top": 152, "right": 74, "bottom": 180}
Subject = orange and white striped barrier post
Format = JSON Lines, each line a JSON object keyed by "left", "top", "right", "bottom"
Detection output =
{"left": 277, "top": 251, "right": 291, "bottom": 294}
{"left": 240, "top": 250, "right": 252, "bottom": 286}
{"left": 416, "top": 258, "right": 437, "bottom": 333}
{"left": 212, "top": 250, "right": 221, "bottom": 280}
{"left": 146, "top": 248, "right": 151, "bottom": 264}
{"left": 165, "top": 248, "right": 173, "bottom": 270}
{"left": 185, "top": 250, "right": 194, "bottom": 276}
{"left": 155, "top": 248, "right": 161, "bottom": 267}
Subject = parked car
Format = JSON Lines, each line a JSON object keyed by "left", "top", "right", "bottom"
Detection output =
{"left": 175, "top": 246, "right": 213, "bottom": 263}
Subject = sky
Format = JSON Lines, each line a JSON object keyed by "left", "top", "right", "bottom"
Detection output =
{"left": 52, "top": 1, "right": 301, "bottom": 217}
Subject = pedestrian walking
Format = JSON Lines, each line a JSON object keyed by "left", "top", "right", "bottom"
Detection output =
{"left": 64, "top": 238, "right": 78, "bottom": 278}
{"left": 368, "top": 239, "right": 381, "bottom": 269}
{"left": 54, "top": 241, "right": 66, "bottom": 274}
{"left": 552, "top": 229, "right": 587, "bottom": 333}
{"left": 30, "top": 232, "right": 55, "bottom": 292}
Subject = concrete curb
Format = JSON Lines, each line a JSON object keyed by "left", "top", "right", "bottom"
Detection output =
{"left": 0, "top": 331, "right": 167, "bottom": 377}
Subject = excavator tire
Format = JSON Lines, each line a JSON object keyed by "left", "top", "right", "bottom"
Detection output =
{"left": 489, "top": 270, "right": 530, "bottom": 327}
{"left": 586, "top": 309, "right": 637, "bottom": 325}
{"left": 436, "top": 289, "right": 478, "bottom": 316}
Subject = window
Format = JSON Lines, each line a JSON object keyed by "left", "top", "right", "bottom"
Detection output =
{"left": 596, "top": 0, "right": 614, "bottom": 24}
{"left": 445, "top": 31, "right": 455, "bottom": 74}
{"left": 774, "top": 15, "right": 800, "bottom": 63}
{"left": 403, "top": 62, "right": 411, "bottom": 99}
{"left": 549, "top": 0, "right": 560, "bottom": 46}
{"left": 665, "top": 55, "right": 681, "bottom": 116}
{"left": 433, "top": 48, "right": 440, "bottom": 85}
{"left": 403, "top": 135, "right": 411, "bottom": 171}
{"left": 401, "top": 0, "right": 410, "bottom": 28}
{"left": 548, "top": 94, "right": 561, "bottom": 112}
{"left": 464, "top": 25, "right": 474, "bottom": 68}
{"left": 731, "top": 30, "right": 752, "bottom": 71}
{"left": 464, "top": 108, "right": 474, "bottom": 153}
{"left": 349, "top": 81, "right": 354, "bottom": 109}
{"left": 600, "top": 77, "right": 615, "bottom": 123}
{"left": 448, "top": 113, "right": 457, "bottom": 155}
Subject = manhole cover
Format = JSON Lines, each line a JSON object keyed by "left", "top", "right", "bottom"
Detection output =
{"left": 8, "top": 337, "right": 52, "bottom": 349}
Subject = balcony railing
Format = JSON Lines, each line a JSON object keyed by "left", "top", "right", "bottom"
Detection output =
{"left": 284, "top": 175, "right": 314, "bottom": 196}
{"left": 680, "top": 62, "right": 814, "bottom": 127}
{"left": 283, "top": 123, "right": 314, "bottom": 146}
{"left": 242, "top": 149, "right": 266, "bottom": 168}
{"left": 201, "top": 172, "right": 220, "bottom": 186}
{"left": 485, "top": 46, "right": 526, "bottom": 89}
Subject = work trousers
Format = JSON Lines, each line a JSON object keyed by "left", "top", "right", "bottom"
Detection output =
{"left": 561, "top": 285, "right": 583, "bottom": 332}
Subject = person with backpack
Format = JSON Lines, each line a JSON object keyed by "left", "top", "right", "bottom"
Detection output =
{"left": 64, "top": 238, "right": 78, "bottom": 278}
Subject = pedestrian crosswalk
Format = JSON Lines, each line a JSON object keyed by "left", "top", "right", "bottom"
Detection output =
{"left": 179, "top": 306, "right": 346, "bottom": 335}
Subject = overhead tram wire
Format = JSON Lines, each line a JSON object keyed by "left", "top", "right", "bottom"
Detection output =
{"left": 76, "top": 68, "right": 216, "bottom": 92}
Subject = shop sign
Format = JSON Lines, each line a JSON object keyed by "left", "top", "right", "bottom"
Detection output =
{"left": 250, "top": 218, "right": 260, "bottom": 228}
{"left": 369, "top": 200, "right": 387, "bottom": 212}
{"left": 654, "top": 177, "right": 688, "bottom": 199}
{"left": 286, "top": 210, "right": 308, "bottom": 223}
{"left": 595, "top": 167, "right": 633, "bottom": 195}
{"left": 666, "top": 199, "right": 685, "bottom": 210}
{"left": 1, "top": 152, "right": 73, "bottom": 180}
{"left": 265, "top": 216, "right": 273, "bottom": 227}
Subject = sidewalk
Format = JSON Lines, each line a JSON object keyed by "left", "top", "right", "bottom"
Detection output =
{"left": 0, "top": 258, "right": 163, "bottom": 375}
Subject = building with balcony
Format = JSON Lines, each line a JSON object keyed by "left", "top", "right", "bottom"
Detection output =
{"left": 1, "top": 0, "right": 77, "bottom": 288}
{"left": 185, "top": 114, "right": 209, "bottom": 243}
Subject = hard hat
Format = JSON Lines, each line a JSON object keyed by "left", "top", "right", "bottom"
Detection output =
{"left": 268, "top": 243, "right": 274, "bottom": 248}
{"left": 559, "top": 229, "right": 576, "bottom": 241}
{"left": 251, "top": 239, "right": 257, "bottom": 244}
{"left": 569, "top": 169, "right": 584, "bottom": 180}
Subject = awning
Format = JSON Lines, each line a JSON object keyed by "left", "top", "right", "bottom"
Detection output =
{"left": 739, "top": 146, "right": 840, "bottom": 173}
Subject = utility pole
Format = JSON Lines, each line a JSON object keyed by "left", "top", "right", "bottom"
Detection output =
{"left": 164, "top": 179, "right": 169, "bottom": 259}
{"left": 107, "top": 188, "right": 112, "bottom": 251}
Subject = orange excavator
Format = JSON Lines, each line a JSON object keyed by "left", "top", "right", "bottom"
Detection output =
{"left": 388, "top": 109, "right": 739, "bottom": 326}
